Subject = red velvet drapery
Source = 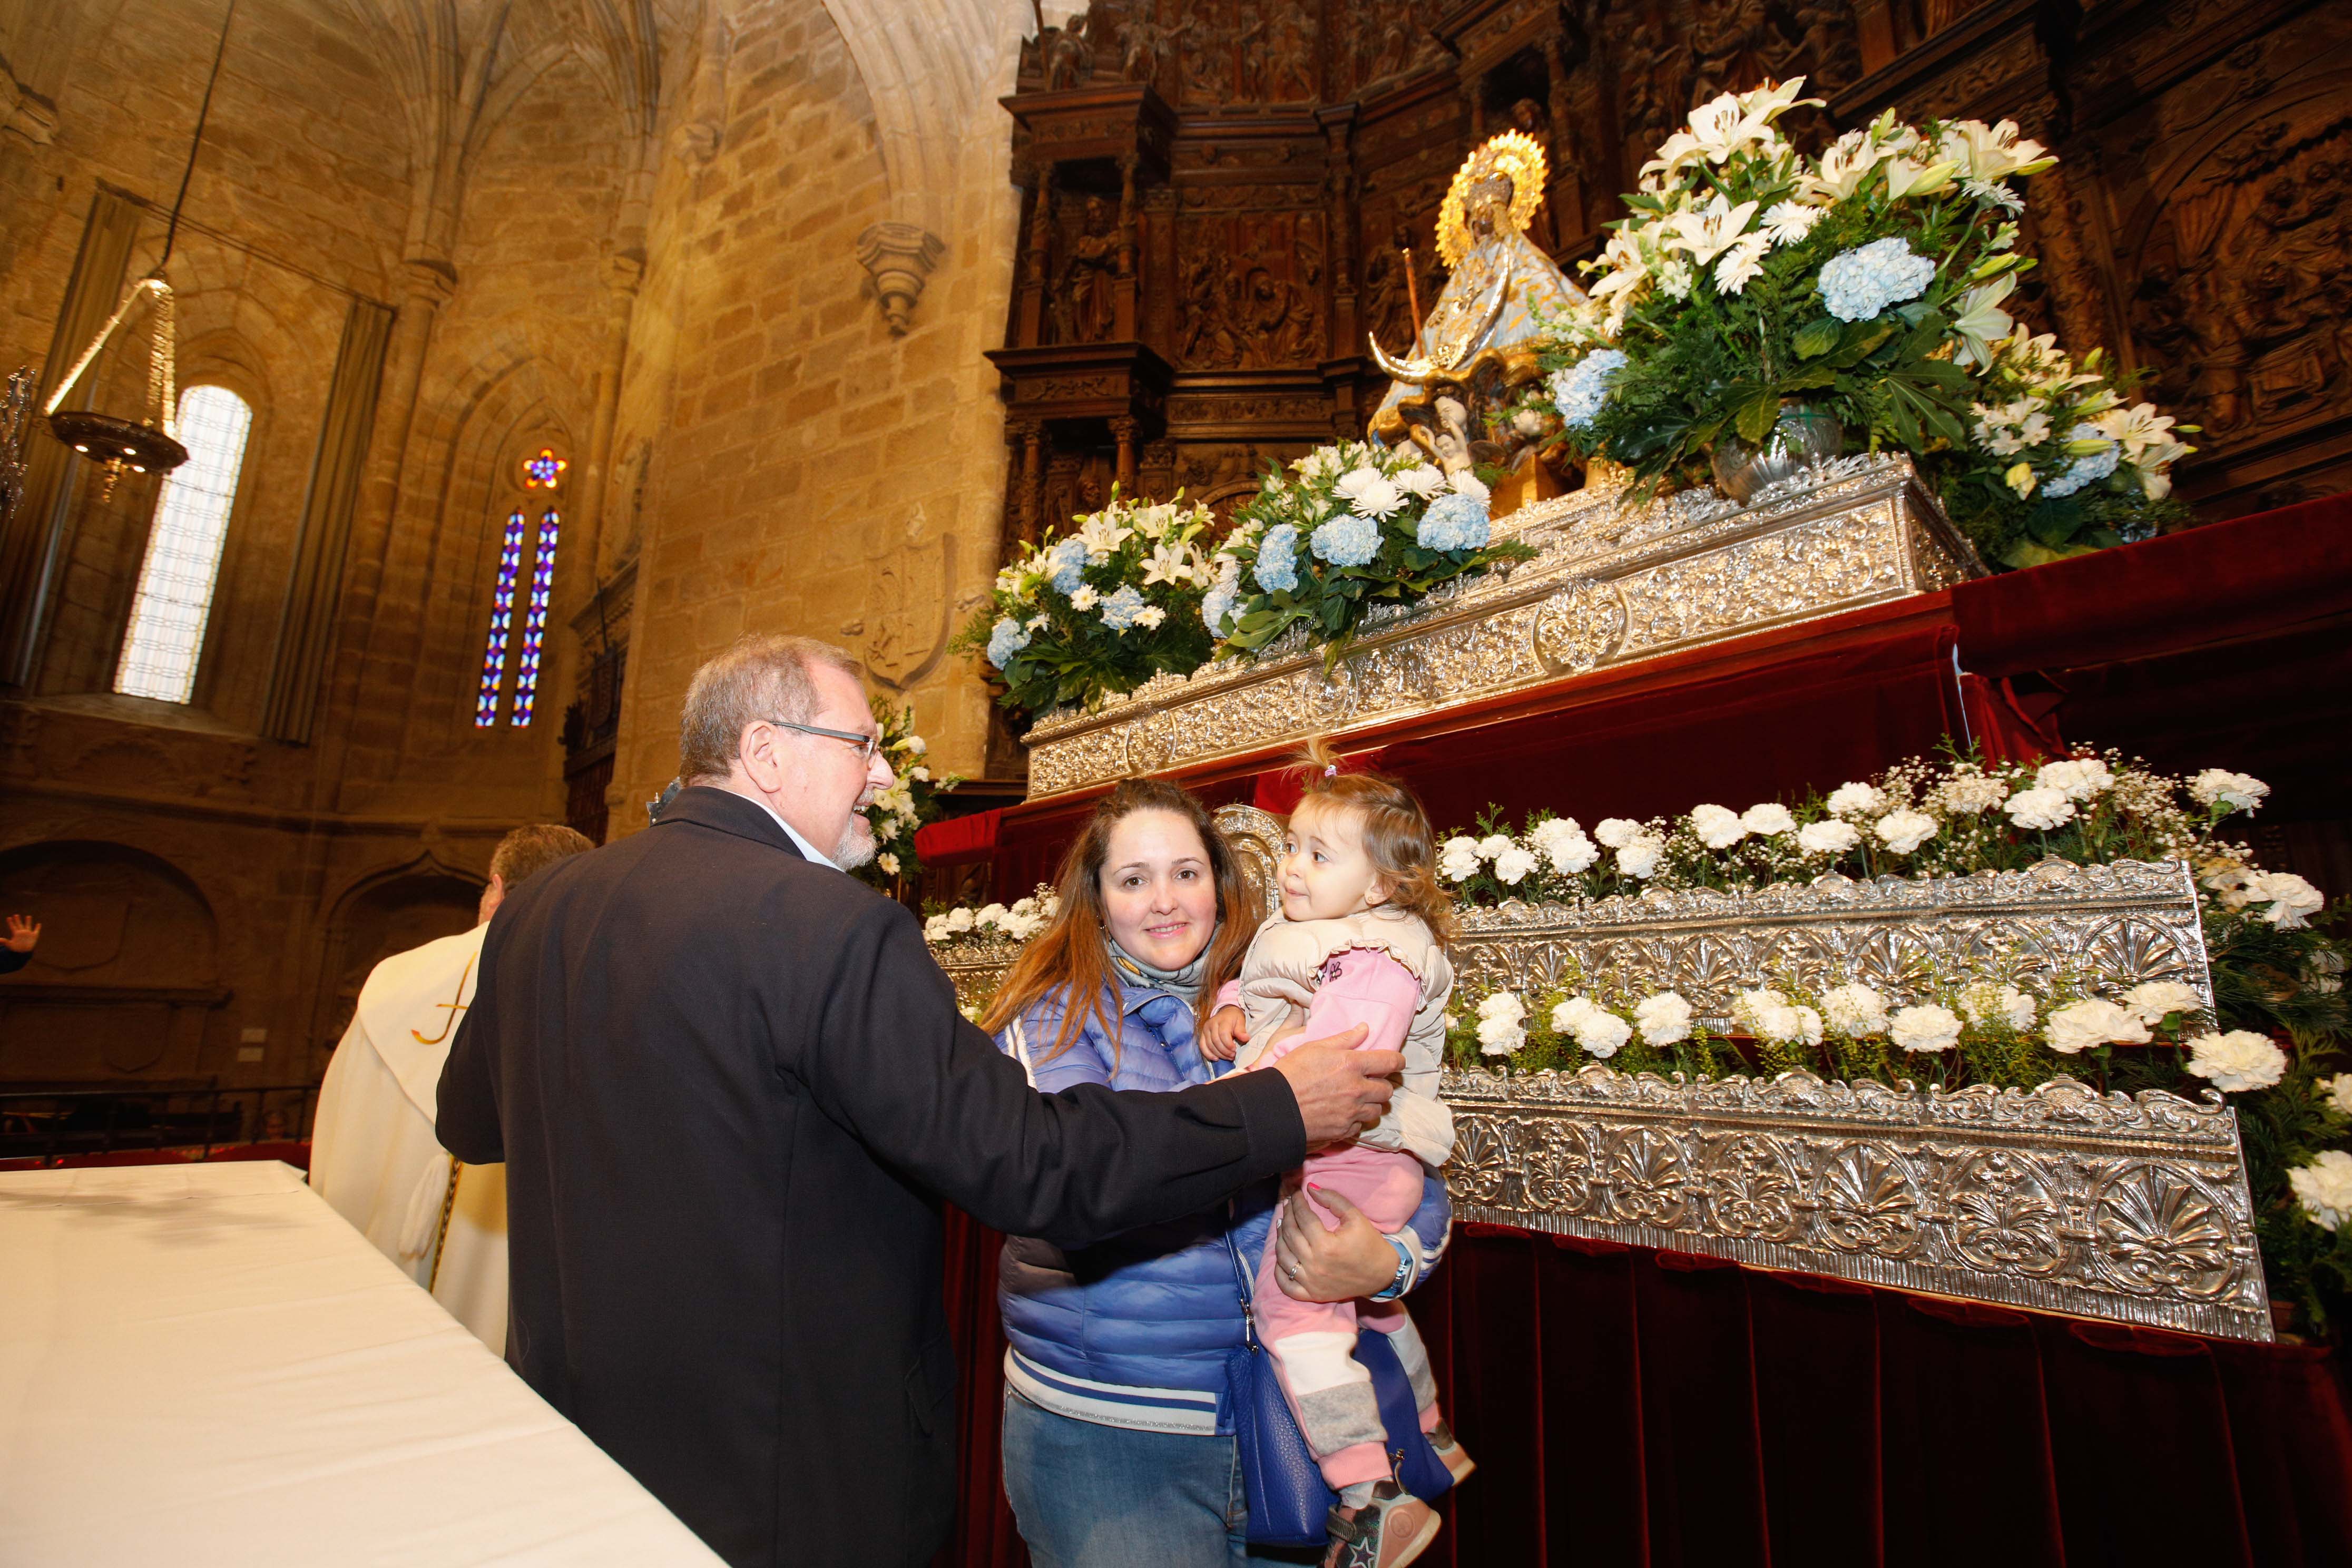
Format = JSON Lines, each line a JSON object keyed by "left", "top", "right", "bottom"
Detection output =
{"left": 936, "top": 1210, "right": 2352, "bottom": 1567}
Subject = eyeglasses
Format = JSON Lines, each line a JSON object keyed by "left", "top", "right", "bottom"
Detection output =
{"left": 766, "top": 717, "right": 884, "bottom": 764}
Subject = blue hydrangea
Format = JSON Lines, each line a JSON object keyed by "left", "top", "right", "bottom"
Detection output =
{"left": 984, "top": 616, "right": 1030, "bottom": 668}
{"left": 1817, "top": 237, "right": 1937, "bottom": 322}
{"left": 1097, "top": 584, "right": 1147, "bottom": 631}
{"left": 1550, "top": 349, "right": 1628, "bottom": 429}
{"left": 1202, "top": 559, "right": 1241, "bottom": 637}
{"left": 1253, "top": 524, "right": 1299, "bottom": 593}
{"left": 1417, "top": 491, "right": 1491, "bottom": 552}
{"left": 1043, "top": 537, "right": 1089, "bottom": 594}
{"left": 2042, "top": 425, "right": 2121, "bottom": 499}
{"left": 1309, "top": 512, "right": 1383, "bottom": 567}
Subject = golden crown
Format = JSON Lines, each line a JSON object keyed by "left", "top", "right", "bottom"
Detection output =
{"left": 1436, "top": 130, "right": 1549, "bottom": 268}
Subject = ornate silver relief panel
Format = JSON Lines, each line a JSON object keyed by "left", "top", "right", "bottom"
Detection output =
{"left": 1442, "top": 1065, "right": 2271, "bottom": 1343}
{"left": 1022, "top": 455, "right": 1984, "bottom": 800}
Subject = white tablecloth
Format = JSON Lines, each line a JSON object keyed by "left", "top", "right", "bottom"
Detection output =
{"left": 0, "top": 1161, "right": 722, "bottom": 1566}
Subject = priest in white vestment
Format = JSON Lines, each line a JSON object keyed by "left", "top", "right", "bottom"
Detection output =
{"left": 310, "top": 825, "right": 593, "bottom": 1350}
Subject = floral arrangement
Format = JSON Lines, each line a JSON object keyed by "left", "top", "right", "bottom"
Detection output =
{"left": 1535, "top": 80, "right": 2195, "bottom": 568}
{"left": 953, "top": 493, "right": 1221, "bottom": 714}
{"left": 1208, "top": 439, "right": 1534, "bottom": 660}
{"left": 851, "top": 699, "right": 962, "bottom": 895}
{"left": 923, "top": 884, "right": 1058, "bottom": 948}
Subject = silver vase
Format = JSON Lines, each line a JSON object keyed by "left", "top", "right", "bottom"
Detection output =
{"left": 1709, "top": 401, "right": 1845, "bottom": 503}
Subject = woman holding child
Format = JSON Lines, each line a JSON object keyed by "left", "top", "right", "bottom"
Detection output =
{"left": 982, "top": 762, "right": 1470, "bottom": 1568}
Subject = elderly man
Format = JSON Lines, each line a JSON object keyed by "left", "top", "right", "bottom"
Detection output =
{"left": 310, "top": 823, "right": 593, "bottom": 1349}
{"left": 437, "top": 634, "right": 1399, "bottom": 1568}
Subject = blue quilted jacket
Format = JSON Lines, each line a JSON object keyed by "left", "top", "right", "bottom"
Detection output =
{"left": 993, "top": 978, "right": 1451, "bottom": 1436}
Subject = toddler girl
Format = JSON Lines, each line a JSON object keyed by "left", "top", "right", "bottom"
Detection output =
{"left": 1201, "top": 752, "right": 1469, "bottom": 1568}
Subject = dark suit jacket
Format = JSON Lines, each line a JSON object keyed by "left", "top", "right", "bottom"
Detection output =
{"left": 437, "top": 786, "right": 1306, "bottom": 1567}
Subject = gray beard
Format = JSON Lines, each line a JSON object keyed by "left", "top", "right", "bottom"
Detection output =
{"left": 834, "top": 816, "right": 877, "bottom": 869}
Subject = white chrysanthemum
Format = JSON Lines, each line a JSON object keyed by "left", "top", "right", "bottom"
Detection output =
{"left": 2043, "top": 997, "right": 2150, "bottom": 1054}
{"left": 1390, "top": 464, "right": 1446, "bottom": 500}
{"left": 1476, "top": 990, "right": 1528, "bottom": 1055}
{"left": 1797, "top": 819, "right": 1861, "bottom": 856}
{"left": 2034, "top": 758, "right": 2114, "bottom": 800}
{"left": 1875, "top": 810, "right": 1939, "bottom": 855}
{"left": 1437, "top": 836, "right": 1483, "bottom": 883}
{"left": 1449, "top": 470, "right": 1491, "bottom": 503}
{"left": 2291, "top": 1151, "right": 2352, "bottom": 1231}
{"left": 2184, "top": 1030, "right": 2287, "bottom": 1093}
{"left": 1689, "top": 803, "right": 1748, "bottom": 849}
{"left": 1760, "top": 200, "right": 1822, "bottom": 246}
{"left": 2188, "top": 769, "right": 2268, "bottom": 814}
{"left": 1616, "top": 835, "right": 1665, "bottom": 879}
{"left": 1959, "top": 983, "right": 2036, "bottom": 1032}
{"left": 1635, "top": 991, "right": 1695, "bottom": 1046}
{"left": 1475, "top": 834, "right": 1514, "bottom": 860}
{"left": 1821, "top": 984, "right": 1890, "bottom": 1037}
{"left": 2121, "top": 981, "right": 2202, "bottom": 1026}
{"left": 2005, "top": 787, "right": 2075, "bottom": 831}
{"left": 877, "top": 851, "right": 900, "bottom": 876}
{"left": 1594, "top": 817, "right": 1642, "bottom": 849}
{"left": 1890, "top": 1004, "right": 1963, "bottom": 1053}
{"left": 1713, "top": 232, "right": 1770, "bottom": 295}
{"left": 1494, "top": 846, "right": 1538, "bottom": 886}
{"left": 2247, "top": 871, "right": 2324, "bottom": 930}
{"left": 1825, "top": 782, "right": 1886, "bottom": 818}
{"left": 1742, "top": 802, "right": 1797, "bottom": 836}
{"left": 1068, "top": 584, "right": 1101, "bottom": 611}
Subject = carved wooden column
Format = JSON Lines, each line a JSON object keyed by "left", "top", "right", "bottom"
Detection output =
{"left": 1017, "top": 163, "right": 1052, "bottom": 347}
{"left": 1114, "top": 154, "right": 1141, "bottom": 342}
{"left": 1319, "top": 105, "right": 1360, "bottom": 362}
{"left": 1011, "top": 419, "right": 1047, "bottom": 543}
{"left": 1110, "top": 415, "right": 1139, "bottom": 493}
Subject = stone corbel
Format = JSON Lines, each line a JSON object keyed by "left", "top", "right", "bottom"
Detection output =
{"left": 855, "top": 221, "right": 946, "bottom": 335}
{"left": 1, "top": 67, "right": 57, "bottom": 145}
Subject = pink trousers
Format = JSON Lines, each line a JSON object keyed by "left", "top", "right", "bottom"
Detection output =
{"left": 1252, "top": 1144, "right": 1444, "bottom": 1490}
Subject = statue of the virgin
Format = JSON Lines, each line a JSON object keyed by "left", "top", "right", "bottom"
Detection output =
{"left": 1370, "top": 131, "right": 1587, "bottom": 491}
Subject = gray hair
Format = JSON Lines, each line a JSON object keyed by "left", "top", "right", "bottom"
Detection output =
{"left": 678, "top": 633, "right": 865, "bottom": 785}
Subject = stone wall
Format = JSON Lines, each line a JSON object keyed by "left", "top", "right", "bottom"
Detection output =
{"left": 0, "top": 0, "right": 1026, "bottom": 1091}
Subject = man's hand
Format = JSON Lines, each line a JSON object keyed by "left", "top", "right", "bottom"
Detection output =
{"left": 1269, "top": 1027, "right": 1399, "bottom": 1148}
{"left": 1200, "top": 1004, "right": 1249, "bottom": 1062}
{"left": 2, "top": 915, "right": 38, "bottom": 954}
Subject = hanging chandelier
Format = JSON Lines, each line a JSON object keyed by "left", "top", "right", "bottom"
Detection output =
{"left": 43, "top": 0, "right": 237, "bottom": 499}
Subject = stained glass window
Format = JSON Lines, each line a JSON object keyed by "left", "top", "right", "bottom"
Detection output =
{"left": 114, "top": 386, "right": 253, "bottom": 703}
{"left": 511, "top": 508, "right": 560, "bottom": 727}
{"left": 474, "top": 510, "right": 526, "bottom": 727}
{"left": 523, "top": 448, "right": 565, "bottom": 489}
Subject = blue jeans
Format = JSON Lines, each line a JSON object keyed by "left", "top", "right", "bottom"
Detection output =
{"left": 1000, "top": 1389, "right": 1322, "bottom": 1567}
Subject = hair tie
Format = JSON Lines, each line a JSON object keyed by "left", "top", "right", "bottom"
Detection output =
{"left": 1322, "top": 763, "right": 1339, "bottom": 778}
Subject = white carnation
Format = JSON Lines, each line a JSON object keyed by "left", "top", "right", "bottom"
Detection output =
{"left": 1797, "top": 819, "right": 1861, "bottom": 856}
{"left": 2043, "top": 997, "right": 2150, "bottom": 1054}
{"left": 1820, "top": 984, "right": 1890, "bottom": 1037}
{"left": 1438, "top": 838, "right": 1483, "bottom": 883}
{"left": 1875, "top": 810, "right": 1939, "bottom": 855}
{"left": 2121, "top": 981, "right": 2202, "bottom": 1026}
{"left": 923, "top": 914, "right": 953, "bottom": 944}
{"left": 944, "top": 906, "right": 976, "bottom": 934}
{"left": 2033, "top": 758, "right": 2114, "bottom": 800}
{"left": 1930, "top": 772, "right": 2009, "bottom": 814}
{"left": 1890, "top": 1003, "right": 1963, "bottom": 1053}
{"left": 1494, "top": 846, "right": 1538, "bottom": 885}
{"left": 2188, "top": 769, "right": 2268, "bottom": 814}
{"left": 1635, "top": 991, "right": 1695, "bottom": 1046}
{"left": 1531, "top": 820, "right": 1599, "bottom": 874}
{"left": 2291, "top": 1150, "right": 2352, "bottom": 1231}
{"left": 975, "top": 902, "right": 1011, "bottom": 930}
{"left": 1742, "top": 802, "right": 1797, "bottom": 836}
{"left": 2184, "top": 1030, "right": 2287, "bottom": 1093}
{"left": 1552, "top": 995, "right": 1631, "bottom": 1057}
{"left": 1826, "top": 782, "right": 1886, "bottom": 818}
{"left": 2247, "top": 871, "right": 2324, "bottom": 930}
{"left": 1476, "top": 990, "right": 1528, "bottom": 1055}
{"left": 2005, "top": 787, "right": 2075, "bottom": 831}
{"left": 1615, "top": 835, "right": 1665, "bottom": 879}
{"left": 1689, "top": 803, "right": 1748, "bottom": 849}
{"left": 1959, "top": 982, "right": 2036, "bottom": 1032}
{"left": 1737, "top": 987, "right": 1821, "bottom": 1045}
{"left": 1594, "top": 817, "right": 1642, "bottom": 849}
{"left": 2327, "top": 1073, "right": 2352, "bottom": 1116}
{"left": 1475, "top": 834, "right": 1515, "bottom": 860}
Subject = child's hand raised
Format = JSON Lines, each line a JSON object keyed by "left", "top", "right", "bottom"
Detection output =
{"left": 1200, "top": 1004, "right": 1249, "bottom": 1062}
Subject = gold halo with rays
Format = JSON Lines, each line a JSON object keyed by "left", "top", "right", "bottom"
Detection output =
{"left": 1435, "top": 131, "right": 1550, "bottom": 269}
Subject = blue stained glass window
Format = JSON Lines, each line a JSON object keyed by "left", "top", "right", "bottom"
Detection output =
{"left": 511, "top": 508, "right": 559, "bottom": 726}
{"left": 474, "top": 510, "right": 526, "bottom": 727}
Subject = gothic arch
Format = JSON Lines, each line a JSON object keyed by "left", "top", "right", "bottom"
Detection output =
{"left": 311, "top": 849, "right": 484, "bottom": 1057}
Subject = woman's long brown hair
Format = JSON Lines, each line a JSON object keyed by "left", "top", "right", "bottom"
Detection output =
{"left": 981, "top": 778, "right": 1260, "bottom": 1064}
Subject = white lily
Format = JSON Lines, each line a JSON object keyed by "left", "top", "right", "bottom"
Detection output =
{"left": 1949, "top": 273, "right": 2017, "bottom": 370}
{"left": 1661, "top": 194, "right": 1760, "bottom": 267}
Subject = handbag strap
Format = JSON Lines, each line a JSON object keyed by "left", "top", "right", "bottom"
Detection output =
{"left": 1222, "top": 1201, "right": 1263, "bottom": 1351}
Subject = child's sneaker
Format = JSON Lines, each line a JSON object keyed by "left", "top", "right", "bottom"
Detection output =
{"left": 1427, "top": 1420, "right": 1476, "bottom": 1485}
{"left": 1323, "top": 1480, "right": 1440, "bottom": 1568}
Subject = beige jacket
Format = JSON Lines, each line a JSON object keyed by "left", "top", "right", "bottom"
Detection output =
{"left": 1232, "top": 906, "right": 1455, "bottom": 1167}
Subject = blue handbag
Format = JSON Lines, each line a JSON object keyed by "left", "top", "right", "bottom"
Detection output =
{"left": 1218, "top": 1220, "right": 1453, "bottom": 1546}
